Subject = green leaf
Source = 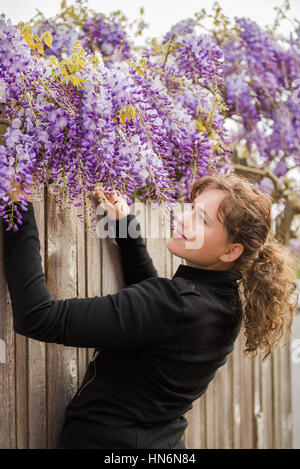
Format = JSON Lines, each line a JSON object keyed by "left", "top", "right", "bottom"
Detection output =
{"left": 44, "top": 31, "right": 53, "bottom": 48}
{"left": 34, "top": 42, "right": 44, "bottom": 54}
{"left": 130, "top": 105, "right": 136, "bottom": 120}
{"left": 61, "top": 75, "right": 71, "bottom": 84}
{"left": 24, "top": 26, "right": 33, "bottom": 38}
{"left": 120, "top": 110, "right": 126, "bottom": 125}
{"left": 196, "top": 119, "right": 206, "bottom": 132}
{"left": 18, "top": 21, "right": 25, "bottom": 32}
{"left": 136, "top": 68, "right": 146, "bottom": 76}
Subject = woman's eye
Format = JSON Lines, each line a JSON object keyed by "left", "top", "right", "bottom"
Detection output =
{"left": 196, "top": 210, "right": 204, "bottom": 222}
{"left": 198, "top": 211, "right": 205, "bottom": 223}
{"left": 192, "top": 203, "right": 205, "bottom": 223}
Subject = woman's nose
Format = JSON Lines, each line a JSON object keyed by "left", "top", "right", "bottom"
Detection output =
{"left": 176, "top": 208, "right": 195, "bottom": 235}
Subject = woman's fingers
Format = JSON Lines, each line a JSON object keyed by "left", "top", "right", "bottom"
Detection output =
{"left": 93, "top": 187, "right": 120, "bottom": 204}
{"left": 5, "top": 175, "right": 32, "bottom": 202}
{"left": 93, "top": 187, "right": 106, "bottom": 203}
{"left": 92, "top": 186, "right": 130, "bottom": 220}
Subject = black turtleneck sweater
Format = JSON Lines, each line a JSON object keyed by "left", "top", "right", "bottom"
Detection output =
{"left": 2, "top": 202, "right": 243, "bottom": 449}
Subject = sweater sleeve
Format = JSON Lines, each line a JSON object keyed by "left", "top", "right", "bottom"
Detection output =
{"left": 2, "top": 202, "right": 181, "bottom": 349}
{"left": 112, "top": 213, "right": 158, "bottom": 286}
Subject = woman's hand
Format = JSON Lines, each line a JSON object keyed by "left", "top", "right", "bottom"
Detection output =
{"left": 93, "top": 186, "right": 131, "bottom": 221}
{"left": 6, "top": 176, "right": 32, "bottom": 203}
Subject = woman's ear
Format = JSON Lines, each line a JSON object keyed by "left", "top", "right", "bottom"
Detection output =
{"left": 220, "top": 243, "right": 244, "bottom": 263}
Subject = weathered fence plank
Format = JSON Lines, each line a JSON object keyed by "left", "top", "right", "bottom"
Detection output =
{"left": 146, "top": 199, "right": 166, "bottom": 277}
{"left": 279, "top": 342, "right": 293, "bottom": 448}
{"left": 0, "top": 101, "right": 16, "bottom": 449}
{"left": 263, "top": 354, "right": 274, "bottom": 449}
{"left": 0, "top": 220, "right": 16, "bottom": 449}
{"left": 184, "top": 394, "right": 206, "bottom": 449}
{"left": 27, "top": 194, "right": 47, "bottom": 449}
{"left": 253, "top": 354, "right": 263, "bottom": 448}
{"left": 15, "top": 327, "right": 28, "bottom": 448}
{"left": 171, "top": 201, "right": 185, "bottom": 274}
{"left": 232, "top": 332, "right": 243, "bottom": 448}
{"left": 46, "top": 192, "right": 79, "bottom": 449}
{"left": 215, "top": 353, "right": 234, "bottom": 448}
{"left": 85, "top": 196, "right": 102, "bottom": 363}
{"left": 273, "top": 344, "right": 282, "bottom": 448}
{"left": 240, "top": 333, "right": 255, "bottom": 448}
{"left": 205, "top": 372, "right": 216, "bottom": 448}
{"left": 75, "top": 199, "right": 89, "bottom": 388}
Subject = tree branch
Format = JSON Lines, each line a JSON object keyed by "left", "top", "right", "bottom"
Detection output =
{"left": 0, "top": 118, "right": 11, "bottom": 126}
{"left": 233, "top": 163, "right": 286, "bottom": 197}
{"left": 233, "top": 163, "right": 300, "bottom": 243}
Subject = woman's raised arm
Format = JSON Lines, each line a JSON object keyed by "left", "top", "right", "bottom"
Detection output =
{"left": 94, "top": 187, "right": 158, "bottom": 286}
{"left": 113, "top": 214, "right": 159, "bottom": 286}
{"left": 2, "top": 202, "right": 181, "bottom": 348}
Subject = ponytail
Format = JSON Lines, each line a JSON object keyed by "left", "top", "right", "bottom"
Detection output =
{"left": 238, "top": 236, "right": 298, "bottom": 361}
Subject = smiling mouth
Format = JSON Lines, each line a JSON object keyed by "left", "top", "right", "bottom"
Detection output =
{"left": 173, "top": 228, "right": 187, "bottom": 240}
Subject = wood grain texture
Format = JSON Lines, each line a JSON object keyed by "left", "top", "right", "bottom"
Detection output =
{"left": 240, "top": 332, "right": 255, "bottom": 449}
{"left": 76, "top": 199, "right": 89, "bottom": 386}
{"left": 279, "top": 340, "right": 293, "bottom": 448}
{"left": 15, "top": 332, "right": 28, "bottom": 448}
{"left": 253, "top": 354, "right": 263, "bottom": 448}
{"left": 0, "top": 102, "right": 16, "bottom": 449}
{"left": 261, "top": 354, "right": 273, "bottom": 448}
{"left": 232, "top": 332, "right": 243, "bottom": 448}
{"left": 145, "top": 198, "right": 166, "bottom": 277}
{"left": 215, "top": 354, "right": 234, "bottom": 448}
{"left": 85, "top": 195, "right": 102, "bottom": 362}
{"left": 0, "top": 219, "right": 16, "bottom": 449}
{"left": 171, "top": 201, "right": 186, "bottom": 273}
{"left": 45, "top": 193, "right": 78, "bottom": 449}
{"left": 272, "top": 344, "right": 282, "bottom": 448}
{"left": 205, "top": 374, "right": 216, "bottom": 448}
{"left": 27, "top": 195, "right": 47, "bottom": 449}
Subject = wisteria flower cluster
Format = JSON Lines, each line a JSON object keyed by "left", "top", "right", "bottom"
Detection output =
{"left": 222, "top": 17, "right": 300, "bottom": 174}
{"left": 28, "top": 0, "right": 131, "bottom": 64}
{"left": 82, "top": 14, "right": 131, "bottom": 63}
{"left": 0, "top": 12, "right": 229, "bottom": 232}
{"left": 3, "top": 3, "right": 298, "bottom": 237}
{"left": 156, "top": 26, "right": 232, "bottom": 198}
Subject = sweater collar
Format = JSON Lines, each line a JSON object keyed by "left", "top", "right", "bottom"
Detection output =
{"left": 172, "top": 264, "right": 242, "bottom": 289}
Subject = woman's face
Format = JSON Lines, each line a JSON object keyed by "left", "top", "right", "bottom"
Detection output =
{"left": 167, "top": 188, "right": 243, "bottom": 270}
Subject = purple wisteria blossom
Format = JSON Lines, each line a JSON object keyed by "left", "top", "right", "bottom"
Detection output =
{"left": 0, "top": 12, "right": 229, "bottom": 232}
{"left": 222, "top": 17, "right": 300, "bottom": 172}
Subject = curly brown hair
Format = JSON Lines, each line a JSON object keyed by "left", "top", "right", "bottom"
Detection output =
{"left": 190, "top": 172, "right": 299, "bottom": 361}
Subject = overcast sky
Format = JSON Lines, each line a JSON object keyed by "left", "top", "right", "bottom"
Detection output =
{"left": 2, "top": 0, "right": 300, "bottom": 44}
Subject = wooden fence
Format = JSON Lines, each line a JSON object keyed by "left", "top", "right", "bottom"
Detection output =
{"left": 0, "top": 192, "right": 293, "bottom": 449}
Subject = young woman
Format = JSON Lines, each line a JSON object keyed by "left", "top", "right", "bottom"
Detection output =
{"left": 2, "top": 173, "right": 298, "bottom": 449}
